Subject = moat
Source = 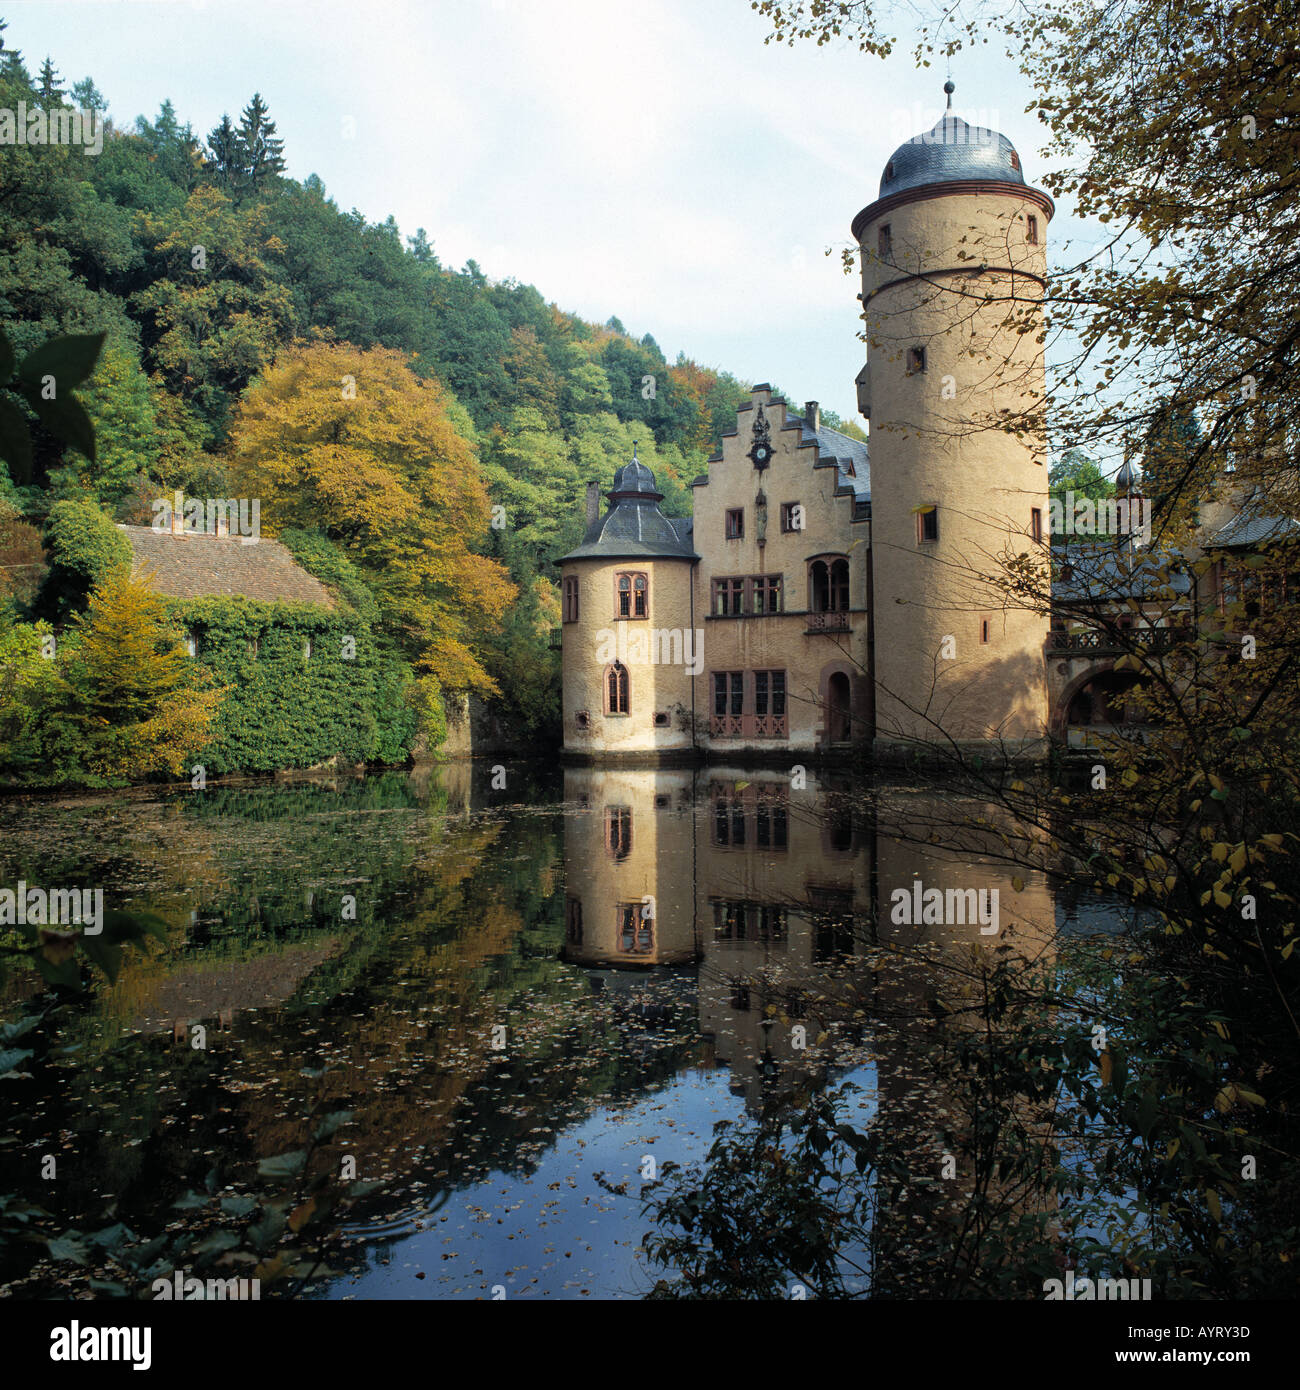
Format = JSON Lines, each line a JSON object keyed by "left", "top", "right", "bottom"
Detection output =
{"left": 0, "top": 762, "right": 1125, "bottom": 1299}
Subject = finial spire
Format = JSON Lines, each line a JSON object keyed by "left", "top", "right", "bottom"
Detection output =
{"left": 944, "top": 79, "right": 955, "bottom": 109}
{"left": 632, "top": 439, "right": 638, "bottom": 465}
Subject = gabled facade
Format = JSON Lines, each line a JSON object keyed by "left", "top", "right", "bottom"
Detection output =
{"left": 558, "top": 394, "right": 873, "bottom": 760}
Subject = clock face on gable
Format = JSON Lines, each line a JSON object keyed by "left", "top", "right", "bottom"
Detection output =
{"left": 750, "top": 442, "right": 772, "bottom": 469}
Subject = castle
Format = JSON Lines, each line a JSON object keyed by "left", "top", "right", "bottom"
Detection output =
{"left": 559, "top": 87, "right": 1054, "bottom": 763}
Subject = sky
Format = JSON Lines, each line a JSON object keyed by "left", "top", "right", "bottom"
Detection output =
{"left": 4, "top": 0, "right": 1083, "bottom": 423}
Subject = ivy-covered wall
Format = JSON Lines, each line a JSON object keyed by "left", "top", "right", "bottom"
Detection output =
{"left": 172, "top": 595, "right": 419, "bottom": 775}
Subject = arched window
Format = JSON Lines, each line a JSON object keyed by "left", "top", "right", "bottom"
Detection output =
{"left": 809, "top": 557, "right": 850, "bottom": 612}
{"left": 562, "top": 575, "right": 579, "bottom": 623}
{"left": 605, "top": 661, "right": 629, "bottom": 714}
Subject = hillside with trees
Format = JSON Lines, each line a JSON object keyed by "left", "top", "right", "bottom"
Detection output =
{"left": 0, "top": 19, "right": 860, "bottom": 782}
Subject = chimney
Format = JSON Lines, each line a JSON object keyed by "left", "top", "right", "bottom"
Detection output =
{"left": 805, "top": 400, "right": 821, "bottom": 432}
{"left": 585, "top": 480, "right": 601, "bottom": 529}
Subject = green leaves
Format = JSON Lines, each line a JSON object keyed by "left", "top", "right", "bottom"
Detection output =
{"left": 0, "top": 326, "right": 105, "bottom": 483}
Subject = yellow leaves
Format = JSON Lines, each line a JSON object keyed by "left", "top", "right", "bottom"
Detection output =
{"left": 1166, "top": 1137, "right": 1180, "bottom": 1160}
{"left": 1207, "top": 1189, "right": 1222, "bottom": 1223}
{"left": 1098, "top": 1051, "right": 1113, "bottom": 1085}
{"left": 1215, "top": 1082, "right": 1265, "bottom": 1112}
{"left": 1228, "top": 846, "right": 1247, "bottom": 875}
{"left": 1260, "top": 834, "right": 1285, "bottom": 850}
{"left": 1011, "top": 876, "right": 1025, "bottom": 892}
{"left": 1211, "top": 842, "right": 1230, "bottom": 863}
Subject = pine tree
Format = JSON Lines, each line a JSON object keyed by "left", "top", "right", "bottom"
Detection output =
{"left": 70, "top": 76, "right": 106, "bottom": 112}
{"left": 0, "top": 17, "right": 27, "bottom": 83}
{"left": 36, "top": 55, "right": 63, "bottom": 107}
{"left": 237, "top": 92, "right": 286, "bottom": 190}
{"left": 205, "top": 112, "right": 245, "bottom": 191}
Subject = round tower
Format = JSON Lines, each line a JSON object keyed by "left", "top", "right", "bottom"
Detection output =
{"left": 853, "top": 84, "right": 1052, "bottom": 761}
{"left": 556, "top": 455, "right": 699, "bottom": 760}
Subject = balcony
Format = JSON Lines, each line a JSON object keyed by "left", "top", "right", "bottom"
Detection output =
{"left": 710, "top": 714, "right": 789, "bottom": 739}
{"left": 1048, "top": 626, "right": 1181, "bottom": 658}
{"left": 805, "top": 610, "right": 850, "bottom": 635}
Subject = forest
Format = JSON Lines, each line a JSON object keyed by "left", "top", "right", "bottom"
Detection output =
{"left": 0, "top": 19, "right": 864, "bottom": 784}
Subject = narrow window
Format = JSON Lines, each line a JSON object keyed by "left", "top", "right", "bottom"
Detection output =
{"left": 617, "top": 573, "right": 631, "bottom": 618}
{"left": 780, "top": 502, "right": 802, "bottom": 533}
{"left": 725, "top": 508, "right": 744, "bottom": 540}
{"left": 1026, "top": 213, "right": 1039, "bottom": 245}
{"left": 885, "top": 161, "right": 895, "bottom": 182}
{"left": 565, "top": 897, "right": 583, "bottom": 945}
{"left": 878, "top": 224, "right": 892, "bottom": 258}
{"left": 918, "top": 507, "right": 939, "bottom": 543}
{"left": 907, "top": 346, "right": 926, "bottom": 374}
{"left": 980, "top": 617, "right": 991, "bottom": 644}
{"left": 575, "top": 711, "right": 590, "bottom": 729}
{"left": 1010, "top": 151, "right": 1020, "bottom": 171}
{"left": 1031, "top": 507, "right": 1043, "bottom": 543}
{"left": 605, "top": 806, "right": 632, "bottom": 859}
{"left": 633, "top": 572, "right": 648, "bottom": 618}
{"left": 563, "top": 575, "right": 580, "bottom": 623}
{"left": 830, "top": 559, "right": 849, "bottom": 611}
{"left": 605, "top": 661, "right": 629, "bottom": 714}
{"left": 810, "top": 559, "right": 830, "bottom": 612}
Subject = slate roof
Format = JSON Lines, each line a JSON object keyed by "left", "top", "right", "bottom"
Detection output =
{"left": 880, "top": 111, "right": 1026, "bottom": 198}
{"left": 556, "top": 464, "right": 698, "bottom": 562}
{"left": 1204, "top": 510, "right": 1300, "bottom": 549}
{"left": 786, "top": 413, "right": 871, "bottom": 503}
{"left": 1052, "top": 541, "right": 1192, "bottom": 604}
{"left": 120, "top": 526, "right": 335, "bottom": 606}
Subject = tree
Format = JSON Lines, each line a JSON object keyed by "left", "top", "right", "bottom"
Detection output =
{"left": 227, "top": 341, "right": 515, "bottom": 692}
{"left": 237, "top": 93, "right": 286, "bottom": 191}
{"left": 44, "top": 567, "right": 223, "bottom": 781}
{"left": 70, "top": 76, "right": 106, "bottom": 113}
{"left": 35, "top": 55, "right": 62, "bottom": 108}
{"left": 37, "top": 496, "right": 130, "bottom": 619}
{"left": 204, "top": 113, "right": 244, "bottom": 191}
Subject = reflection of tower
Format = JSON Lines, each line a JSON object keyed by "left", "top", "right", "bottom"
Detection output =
{"left": 870, "top": 789, "right": 1057, "bottom": 1294}
{"left": 561, "top": 768, "right": 698, "bottom": 968}
{"left": 855, "top": 84, "right": 1052, "bottom": 760}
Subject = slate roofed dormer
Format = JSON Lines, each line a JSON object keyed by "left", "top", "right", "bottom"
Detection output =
{"left": 556, "top": 452, "right": 698, "bottom": 563}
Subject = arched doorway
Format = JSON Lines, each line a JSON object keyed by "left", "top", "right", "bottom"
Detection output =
{"left": 1053, "top": 666, "right": 1151, "bottom": 741}
{"left": 827, "top": 671, "right": 852, "bottom": 743}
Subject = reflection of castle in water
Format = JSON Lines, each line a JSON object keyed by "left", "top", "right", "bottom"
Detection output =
{"left": 562, "top": 766, "right": 1057, "bottom": 1113}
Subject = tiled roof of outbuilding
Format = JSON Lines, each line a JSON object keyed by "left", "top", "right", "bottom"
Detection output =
{"left": 120, "top": 526, "right": 334, "bottom": 606}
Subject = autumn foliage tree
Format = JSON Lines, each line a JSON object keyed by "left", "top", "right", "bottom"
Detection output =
{"left": 227, "top": 341, "right": 515, "bottom": 693}
{"left": 45, "top": 567, "right": 223, "bottom": 782}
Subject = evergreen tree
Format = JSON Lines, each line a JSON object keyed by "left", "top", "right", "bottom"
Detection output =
{"left": 205, "top": 112, "right": 245, "bottom": 191}
{"left": 36, "top": 54, "right": 62, "bottom": 107}
{"left": 70, "top": 75, "right": 106, "bottom": 112}
{"left": 237, "top": 92, "right": 286, "bottom": 190}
